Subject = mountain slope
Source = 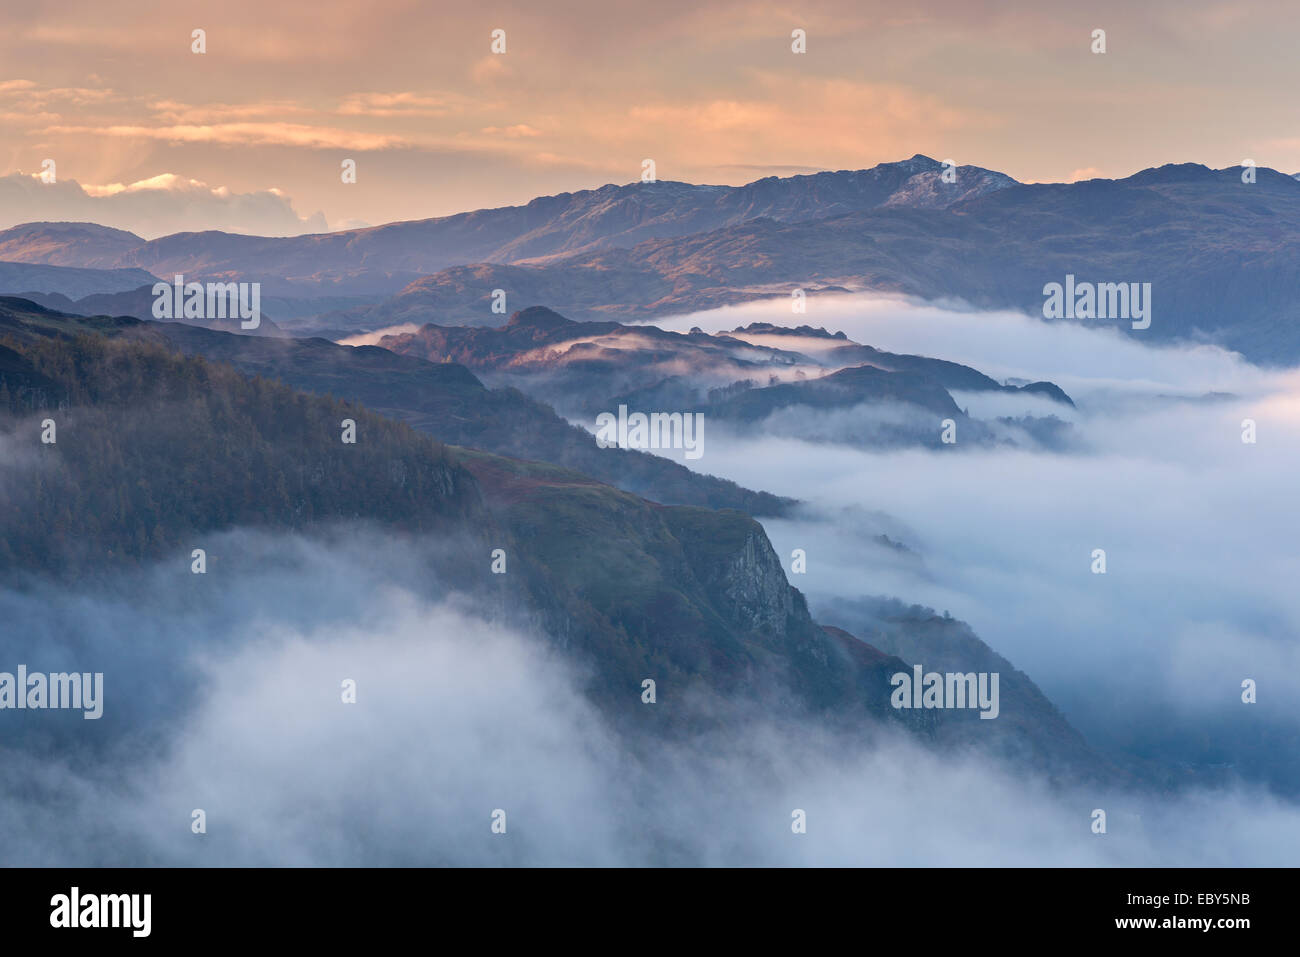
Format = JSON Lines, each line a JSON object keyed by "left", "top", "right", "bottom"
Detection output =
{"left": 0, "top": 329, "right": 488, "bottom": 578}
{"left": 0, "top": 260, "right": 160, "bottom": 299}
{"left": 0, "top": 310, "right": 911, "bottom": 735}
{"left": 818, "top": 596, "right": 1112, "bottom": 783}
{"left": 0, "top": 300, "right": 1120, "bottom": 783}
{"left": 16, "top": 283, "right": 286, "bottom": 336}
{"left": 0, "top": 222, "right": 144, "bottom": 267}
{"left": 0, "top": 297, "right": 790, "bottom": 516}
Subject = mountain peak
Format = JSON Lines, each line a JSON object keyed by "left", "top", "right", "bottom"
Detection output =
{"left": 505, "top": 305, "right": 575, "bottom": 330}
{"left": 1124, "top": 162, "right": 1217, "bottom": 185}
{"left": 731, "top": 322, "right": 848, "bottom": 340}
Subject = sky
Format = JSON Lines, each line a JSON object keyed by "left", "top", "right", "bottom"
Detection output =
{"left": 2, "top": 0, "right": 1299, "bottom": 236}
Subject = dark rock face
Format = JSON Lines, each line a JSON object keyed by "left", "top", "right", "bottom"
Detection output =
{"left": 668, "top": 510, "right": 797, "bottom": 637}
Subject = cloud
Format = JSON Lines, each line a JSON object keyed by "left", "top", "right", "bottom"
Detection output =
{"left": 480, "top": 124, "right": 543, "bottom": 138}
{"left": 0, "top": 171, "right": 327, "bottom": 238}
{"left": 606, "top": 75, "right": 990, "bottom": 172}
{"left": 649, "top": 293, "right": 1272, "bottom": 397}
{"left": 471, "top": 56, "right": 512, "bottom": 84}
{"left": 337, "top": 92, "right": 466, "bottom": 118}
{"left": 45, "top": 122, "right": 408, "bottom": 151}
{"left": 336, "top": 323, "right": 425, "bottom": 346}
{"left": 146, "top": 99, "right": 318, "bottom": 124}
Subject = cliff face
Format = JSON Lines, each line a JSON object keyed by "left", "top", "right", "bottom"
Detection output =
{"left": 662, "top": 508, "right": 795, "bottom": 637}
{"left": 657, "top": 506, "right": 943, "bottom": 732}
{"left": 450, "top": 471, "right": 918, "bottom": 730}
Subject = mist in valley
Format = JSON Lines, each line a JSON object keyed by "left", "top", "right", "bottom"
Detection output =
{"left": 639, "top": 295, "right": 1300, "bottom": 800}
{"left": 1, "top": 522, "right": 1297, "bottom": 866}
{"left": 4, "top": 294, "right": 1297, "bottom": 866}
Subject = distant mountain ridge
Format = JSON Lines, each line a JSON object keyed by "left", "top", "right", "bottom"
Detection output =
{"left": 375, "top": 307, "right": 1074, "bottom": 446}
{"left": 0, "top": 156, "right": 1014, "bottom": 296}
{"left": 14, "top": 284, "right": 285, "bottom": 337}
{"left": 6, "top": 157, "right": 1299, "bottom": 361}
{"left": 342, "top": 162, "right": 1300, "bottom": 363}
{"left": 0, "top": 260, "right": 160, "bottom": 299}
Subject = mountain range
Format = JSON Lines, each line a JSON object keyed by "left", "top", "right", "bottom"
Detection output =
{"left": 328, "top": 163, "right": 1300, "bottom": 362}
{"left": 0, "top": 156, "right": 1013, "bottom": 298}
{"left": 2, "top": 153, "right": 1289, "bottom": 361}
{"left": 2, "top": 152, "right": 1293, "bottom": 797}
{"left": 372, "top": 305, "right": 1074, "bottom": 449}
{"left": 3, "top": 156, "right": 1297, "bottom": 361}
{"left": 0, "top": 296, "right": 787, "bottom": 516}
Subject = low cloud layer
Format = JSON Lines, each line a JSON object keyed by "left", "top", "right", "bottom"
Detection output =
{"left": 0, "top": 172, "right": 327, "bottom": 238}
{"left": 647, "top": 296, "right": 1300, "bottom": 795}
{"left": 2, "top": 529, "right": 1297, "bottom": 866}
{"left": 649, "top": 293, "right": 1278, "bottom": 395}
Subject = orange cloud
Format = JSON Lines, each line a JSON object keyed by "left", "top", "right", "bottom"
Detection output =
{"left": 46, "top": 122, "right": 409, "bottom": 150}
{"left": 337, "top": 92, "right": 466, "bottom": 118}
{"left": 480, "top": 124, "right": 543, "bottom": 138}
